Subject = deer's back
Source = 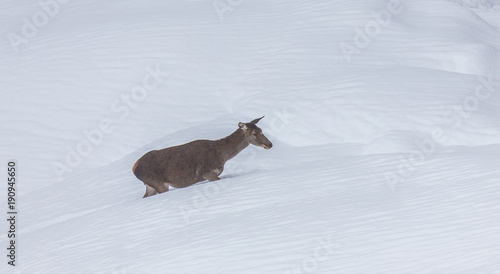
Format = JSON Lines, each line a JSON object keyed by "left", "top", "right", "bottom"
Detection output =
{"left": 133, "top": 140, "right": 222, "bottom": 188}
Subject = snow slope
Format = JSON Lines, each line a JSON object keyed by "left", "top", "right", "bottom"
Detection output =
{"left": 1, "top": 0, "right": 500, "bottom": 273}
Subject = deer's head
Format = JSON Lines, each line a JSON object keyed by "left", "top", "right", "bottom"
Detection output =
{"left": 238, "top": 116, "right": 273, "bottom": 150}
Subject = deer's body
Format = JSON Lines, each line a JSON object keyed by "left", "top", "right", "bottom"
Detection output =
{"left": 132, "top": 117, "right": 272, "bottom": 198}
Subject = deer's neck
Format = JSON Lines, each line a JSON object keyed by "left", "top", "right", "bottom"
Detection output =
{"left": 216, "top": 129, "right": 249, "bottom": 163}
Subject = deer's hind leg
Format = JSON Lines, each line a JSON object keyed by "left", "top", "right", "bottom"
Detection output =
{"left": 143, "top": 184, "right": 158, "bottom": 198}
{"left": 143, "top": 180, "right": 169, "bottom": 198}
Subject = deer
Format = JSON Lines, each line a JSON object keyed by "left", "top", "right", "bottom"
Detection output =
{"left": 132, "top": 116, "right": 273, "bottom": 198}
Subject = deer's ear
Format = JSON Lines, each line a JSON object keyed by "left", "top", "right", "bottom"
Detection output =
{"left": 249, "top": 116, "right": 264, "bottom": 124}
{"left": 238, "top": 122, "right": 248, "bottom": 130}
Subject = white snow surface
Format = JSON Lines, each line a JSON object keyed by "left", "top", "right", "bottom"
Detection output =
{"left": 1, "top": 0, "right": 500, "bottom": 273}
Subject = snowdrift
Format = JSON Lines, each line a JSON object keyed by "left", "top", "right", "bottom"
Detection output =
{"left": 1, "top": 0, "right": 499, "bottom": 273}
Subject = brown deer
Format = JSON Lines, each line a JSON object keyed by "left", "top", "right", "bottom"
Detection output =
{"left": 132, "top": 116, "right": 273, "bottom": 198}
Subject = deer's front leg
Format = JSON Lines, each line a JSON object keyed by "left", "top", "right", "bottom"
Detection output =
{"left": 203, "top": 170, "right": 221, "bottom": 181}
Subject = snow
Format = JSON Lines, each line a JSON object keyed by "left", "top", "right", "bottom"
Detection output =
{"left": 1, "top": 0, "right": 500, "bottom": 273}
